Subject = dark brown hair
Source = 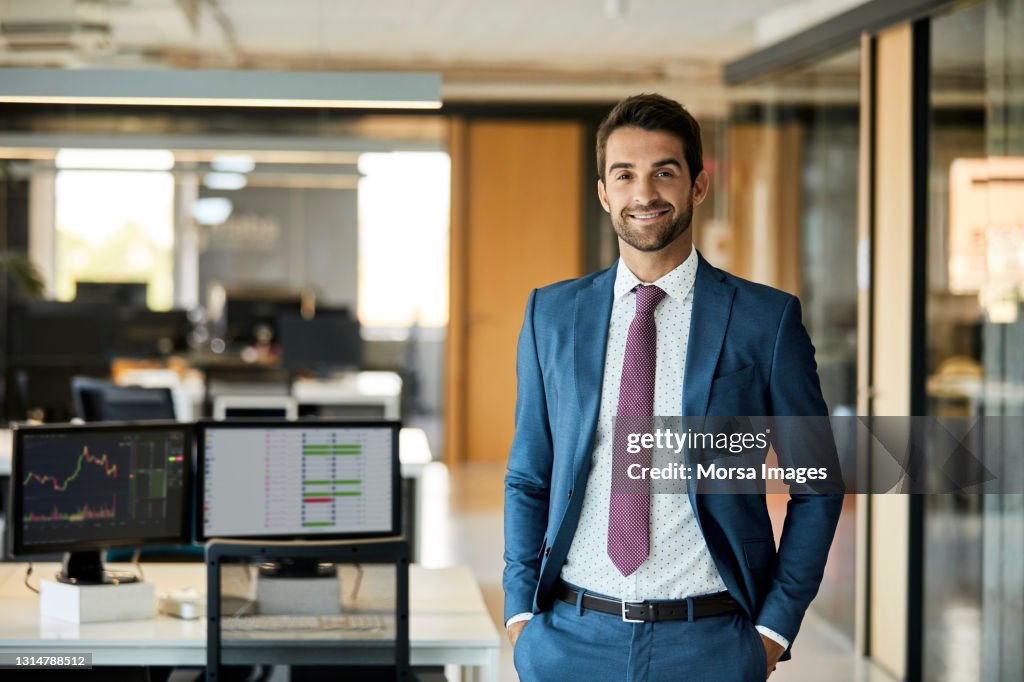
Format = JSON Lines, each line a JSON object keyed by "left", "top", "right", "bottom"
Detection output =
{"left": 596, "top": 93, "right": 703, "bottom": 182}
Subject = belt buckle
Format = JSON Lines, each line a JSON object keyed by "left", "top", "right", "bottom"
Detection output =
{"left": 621, "top": 600, "right": 645, "bottom": 623}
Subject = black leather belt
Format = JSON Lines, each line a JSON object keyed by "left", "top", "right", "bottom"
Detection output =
{"left": 556, "top": 582, "right": 738, "bottom": 622}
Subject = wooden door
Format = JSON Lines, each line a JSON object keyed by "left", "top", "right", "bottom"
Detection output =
{"left": 446, "top": 119, "right": 585, "bottom": 462}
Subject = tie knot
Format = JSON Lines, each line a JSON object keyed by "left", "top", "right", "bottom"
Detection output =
{"left": 633, "top": 285, "right": 666, "bottom": 315}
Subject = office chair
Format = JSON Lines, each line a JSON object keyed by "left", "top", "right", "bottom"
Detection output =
{"left": 70, "top": 376, "right": 199, "bottom": 563}
{"left": 71, "top": 376, "right": 177, "bottom": 422}
{"left": 212, "top": 395, "right": 298, "bottom": 420}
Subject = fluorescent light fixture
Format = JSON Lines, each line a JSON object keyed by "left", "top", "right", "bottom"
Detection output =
{"left": 203, "top": 172, "right": 247, "bottom": 190}
{"left": 0, "top": 68, "right": 442, "bottom": 109}
{"left": 210, "top": 154, "right": 255, "bottom": 173}
{"left": 192, "top": 197, "right": 233, "bottom": 225}
{"left": 55, "top": 148, "right": 174, "bottom": 170}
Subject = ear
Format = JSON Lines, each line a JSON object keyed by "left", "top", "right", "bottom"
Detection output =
{"left": 597, "top": 178, "right": 611, "bottom": 213}
{"left": 691, "top": 169, "right": 710, "bottom": 206}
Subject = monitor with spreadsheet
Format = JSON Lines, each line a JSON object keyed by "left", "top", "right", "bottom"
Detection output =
{"left": 197, "top": 420, "right": 400, "bottom": 541}
{"left": 8, "top": 422, "right": 193, "bottom": 583}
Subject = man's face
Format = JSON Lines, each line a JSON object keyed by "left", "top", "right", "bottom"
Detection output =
{"left": 597, "top": 126, "right": 707, "bottom": 253}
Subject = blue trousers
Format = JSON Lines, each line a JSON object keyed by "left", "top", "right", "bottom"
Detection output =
{"left": 513, "top": 596, "right": 768, "bottom": 682}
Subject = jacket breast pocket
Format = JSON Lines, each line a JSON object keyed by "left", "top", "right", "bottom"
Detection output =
{"left": 742, "top": 538, "right": 775, "bottom": 570}
{"left": 710, "top": 364, "right": 754, "bottom": 398}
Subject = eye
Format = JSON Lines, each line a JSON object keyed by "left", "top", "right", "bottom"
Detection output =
{"left": 615, "top": 172, "right": 631, "bottom": 181}
{"left": 655, "top": 170, "right": 674, "bottom": 178}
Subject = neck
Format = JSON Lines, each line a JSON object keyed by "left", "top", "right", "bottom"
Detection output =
{"left": 618, "top": 234, "right": 693, "bottom": 283}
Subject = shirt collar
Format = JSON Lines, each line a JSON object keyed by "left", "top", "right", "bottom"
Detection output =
{"left": 613, "top": 246, "right": 698, "bottom": 303}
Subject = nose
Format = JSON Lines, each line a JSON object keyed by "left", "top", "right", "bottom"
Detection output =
{"left": 633, "top": 176, "right": 658, "bottom": 206}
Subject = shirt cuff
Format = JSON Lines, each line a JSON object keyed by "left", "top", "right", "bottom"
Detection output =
{"left": 755, "top": 625, "right": 790, "bottom": 651}
{"left": 505, "top": 612, "right": 534, "bottom": 629}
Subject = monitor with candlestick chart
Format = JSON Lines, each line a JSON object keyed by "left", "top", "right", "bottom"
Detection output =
{"left": 8, "top": 422, "right": 193, "bottom": 584}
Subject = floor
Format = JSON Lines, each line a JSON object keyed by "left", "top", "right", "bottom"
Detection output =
{"left": 421, "top": 458, "right": 899, "bottom": 682}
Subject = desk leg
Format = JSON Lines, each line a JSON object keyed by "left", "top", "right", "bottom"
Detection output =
{"left": 484, "top": 646, "right": 500, "bottom": 682}
{"left": 444, "top": 655, "right": 499, "bottom": 679}
{"left": 451, "top": 649, "right": 500, "bottom": 682}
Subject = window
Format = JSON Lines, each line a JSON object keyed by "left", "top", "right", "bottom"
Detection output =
{"left": 54, "top": 150, "right": 175, "bottom": 310}
{"left": 357, "top": 152, "right": 450, "bottom": 329}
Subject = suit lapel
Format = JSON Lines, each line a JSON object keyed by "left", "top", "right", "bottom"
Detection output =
{"left": 683, "top": 252, "right": 736, "bottom": 417}
{"left": 684, "top": 253, "right": 736, "bottom": 525}
{"left": 572, "top": 266, "right": 615, "bottom": 478}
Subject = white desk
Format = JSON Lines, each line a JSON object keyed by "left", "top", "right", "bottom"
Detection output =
{"left": 130, "top": 362, "right": 400, "bottom": 421}
{"left": 0, "top": 562, "right": 499, "bottom": 681}
{"left": 292, "top": 372, "right": 402, "bottom": 420}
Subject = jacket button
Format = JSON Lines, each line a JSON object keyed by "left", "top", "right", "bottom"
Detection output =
{"left": 567, "top": 489, "right": 573, "bottom": 499}
{"left": 544, "top": 547, "right": 551, "bottom": 557}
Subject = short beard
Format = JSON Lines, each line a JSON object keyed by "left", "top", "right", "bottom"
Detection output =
{"left": 612, "top": 198, "right": 693, "bottom": 253}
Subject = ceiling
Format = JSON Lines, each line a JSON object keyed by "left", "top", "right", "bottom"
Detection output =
{"left": 0, "top": 0, "right": 867, "bottom": 108}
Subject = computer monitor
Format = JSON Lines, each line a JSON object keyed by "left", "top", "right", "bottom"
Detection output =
{"left": 223, "top": 290, "right": 304, "bottom": 346}
{"left": 5, "top": 301, "right": 114, "bottom": 420}
{"left": 8, "top": 422, "right": 193, "bottom": 584}
{"left": 7, "top": 300, "right": 112, "bottom": 365}
{"left": 72, "top": 377, "right": 178, "bottom": 422}
{"left": 111, "top": 308, "right": 192, "bottom": 357}
{"left": 197, "top": 420, "right": 399, "bottom": 542}
{"left": 74, "top": 281, "right": 148, "bottom": 307}
{"left": 279, "top": 309, "right": 363, "bottom": 376}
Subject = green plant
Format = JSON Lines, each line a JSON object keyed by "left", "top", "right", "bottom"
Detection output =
{"left": 0, "top": 250, "right": 45, "bottom": 298}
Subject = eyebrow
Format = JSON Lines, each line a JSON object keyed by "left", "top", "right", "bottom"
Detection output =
{"left": 608, "top": 158, "right": 683, "bottom": 173}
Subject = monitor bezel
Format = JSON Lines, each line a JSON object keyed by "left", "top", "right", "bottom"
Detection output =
{"left": 8, "top": 420, "right": 195, "bottom": 557}
{"left": 195, "top": 418, "right": 402, "bottom": 542}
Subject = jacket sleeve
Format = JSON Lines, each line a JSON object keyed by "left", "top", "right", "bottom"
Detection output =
{"left": 756, "top": 296, "right": 844, "bottom": 654}
{"left": 502, "top": 288, "right": 554, "bottom": 622}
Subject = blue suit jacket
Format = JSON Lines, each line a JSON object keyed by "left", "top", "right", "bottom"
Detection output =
{"left": 502, "top": 251, "right": 843, "bottom": 659}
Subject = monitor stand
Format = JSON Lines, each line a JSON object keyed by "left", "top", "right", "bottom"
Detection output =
{"left": 254, "top": 558, "right": 340, "bottom": 615}
{"left": 257, "top": 557, "right": 335, "bottom": 579}
{"left": 58, "top": 550, "right": 140, "bottom": 585}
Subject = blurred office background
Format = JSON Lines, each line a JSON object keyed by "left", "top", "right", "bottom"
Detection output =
{"left": 0, "top": 0, "right": 1021, "bottom": 680}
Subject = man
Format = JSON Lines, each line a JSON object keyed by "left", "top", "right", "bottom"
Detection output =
{"left": 503, "top": 93, "right": 843, "bottom": 681}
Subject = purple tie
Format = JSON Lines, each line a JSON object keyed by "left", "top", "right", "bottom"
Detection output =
{"left": 608, "top": 284, "right": 666, "bottom": 576}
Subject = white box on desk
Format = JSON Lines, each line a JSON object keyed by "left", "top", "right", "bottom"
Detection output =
{"left": 40, "top": 579, "right": 156, "bottom": 624}
{"left": 256, "top": 575, "right": 341, "bottom": 615}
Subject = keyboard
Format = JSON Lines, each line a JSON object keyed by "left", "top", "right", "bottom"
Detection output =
{"left": 221, "top": 613, "right": 393, "bottom": 639}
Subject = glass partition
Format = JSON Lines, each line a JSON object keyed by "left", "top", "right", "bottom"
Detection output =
{"left": 0, "top": 107, "right": 449, "bottom": 423}
{"left": 727, "top": 44, "right": 861, "bottom": 641}
{"left": 926, "top": 1, "right": 1024, "bottom": 679}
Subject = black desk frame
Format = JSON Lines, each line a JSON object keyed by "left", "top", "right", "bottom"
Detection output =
{"left": 205, "top": 538, "right": 410, "bottom": 681}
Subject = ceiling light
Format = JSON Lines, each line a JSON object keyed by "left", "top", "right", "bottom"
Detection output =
{"left": 192, "top": 198, "right": 233, "bottom": 225}
{"left": 0, "top": 68, "right": 442, "bottom": 109}
{"left": 210, "top": 154, "right": 255, "bottom": 173}
{"left": 55, "top": 148, "right": 174, "bottom": 170}
{"left": 203, "top": 172, "right": 247, "bottom": 190}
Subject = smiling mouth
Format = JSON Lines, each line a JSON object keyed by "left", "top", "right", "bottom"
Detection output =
{"left": 627, "top": 208, "right": 671, "bottom": 221}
